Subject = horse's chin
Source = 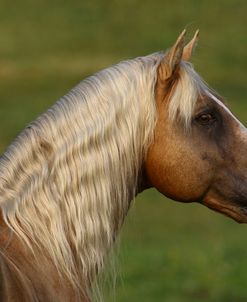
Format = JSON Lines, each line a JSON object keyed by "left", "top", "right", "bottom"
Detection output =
{"left": 202, "top": 196, "right": 247, "bottom": 224}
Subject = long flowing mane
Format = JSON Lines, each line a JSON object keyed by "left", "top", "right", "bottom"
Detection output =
{"left": 0, "top": 52, "right": 208, "bottom": 298}
{"left": 0, "top": 54, "right": 160, "bottom": 296}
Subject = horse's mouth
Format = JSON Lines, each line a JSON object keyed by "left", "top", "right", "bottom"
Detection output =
{"left": 203, "top": 196, "right": 247, "bottom": 224}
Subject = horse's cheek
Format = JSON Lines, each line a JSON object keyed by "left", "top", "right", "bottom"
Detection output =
{"left": 145, "top": 144, "right": 213, "bottom": 203}
{"left": 144, "top": 144, "right": 183, "bottom": 200}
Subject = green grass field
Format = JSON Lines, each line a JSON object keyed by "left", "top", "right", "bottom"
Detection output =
{"left": 0, "top": 0, "right": 247, "bottom": 301}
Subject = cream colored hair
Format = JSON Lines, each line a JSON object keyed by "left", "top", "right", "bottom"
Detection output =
{"left": 0, "top": 53, "right": 206, "bottom": 299}
{"left": 168, "top": 61, "right": 210, "bottom": 128}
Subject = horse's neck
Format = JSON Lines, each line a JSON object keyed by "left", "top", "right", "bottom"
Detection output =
{"left": 0, "top": 213, "right": 90, "bottom": 302}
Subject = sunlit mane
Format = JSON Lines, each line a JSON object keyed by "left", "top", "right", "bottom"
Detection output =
{"left": 0, "top": 51, "right": 207, "bottom": 299}
{"left": 0, "top": 53, "right": 160, "bottom": 298}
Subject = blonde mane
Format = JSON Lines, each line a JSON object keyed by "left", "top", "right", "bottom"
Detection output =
{"left": 0, "top": 52, "right": 204, "bottom": 299}
{"left": 0, "top": 53, "right": 160, "bottom": 297}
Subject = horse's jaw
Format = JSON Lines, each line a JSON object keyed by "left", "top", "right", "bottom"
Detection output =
{"left": 203, "top": 195, "right": 247, "bottom": 224}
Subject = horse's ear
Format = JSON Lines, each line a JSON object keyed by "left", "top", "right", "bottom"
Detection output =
{"left": 158, "top": 29, "right": 186, "bottom": 83}
{"left": 182, "top": 30, "right": 199, "bottom": 61}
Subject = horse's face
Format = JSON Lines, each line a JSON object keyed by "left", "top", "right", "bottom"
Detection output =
{"left": 145, "top": 30, "right": 247, "bottom": 223}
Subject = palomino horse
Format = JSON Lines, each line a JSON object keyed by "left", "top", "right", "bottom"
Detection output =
{"left": 0, "top": 30, "right": 247, "bottom": 301}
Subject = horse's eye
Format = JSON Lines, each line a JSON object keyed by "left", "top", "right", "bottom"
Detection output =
{"left": 196, "top": 113, "right": 216, "bottom": 125}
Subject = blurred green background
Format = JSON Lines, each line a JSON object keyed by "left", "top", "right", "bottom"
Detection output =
{"left": 0, "top": 0, "right": 247, "bottom": 301}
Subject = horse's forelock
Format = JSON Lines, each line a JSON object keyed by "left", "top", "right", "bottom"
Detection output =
{"left": 167, "top": 62, "right": 208, "bottom": 128}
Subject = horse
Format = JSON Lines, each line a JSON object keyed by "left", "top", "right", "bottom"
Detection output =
{"left": 0, "top": 29, "right": 247, "bottom": 301}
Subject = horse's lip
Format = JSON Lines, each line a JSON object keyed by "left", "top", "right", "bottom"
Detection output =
{"left": 203, "top": 196, "right": 247, "bottom": 224}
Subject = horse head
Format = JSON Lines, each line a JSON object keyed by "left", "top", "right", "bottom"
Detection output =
{"left": 145, "top": 30, "right": 247, "bottom": 223}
